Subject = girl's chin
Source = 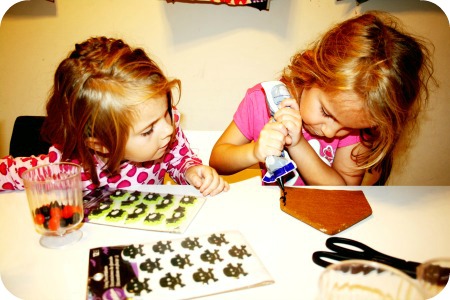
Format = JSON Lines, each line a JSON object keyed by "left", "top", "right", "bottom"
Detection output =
{"left": 152, "top": 148, "right": 168, "bottom": 160}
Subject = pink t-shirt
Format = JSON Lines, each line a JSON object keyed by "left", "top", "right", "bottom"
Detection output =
{"left": 233, "top": 83, "right": 360, "bottom": 186}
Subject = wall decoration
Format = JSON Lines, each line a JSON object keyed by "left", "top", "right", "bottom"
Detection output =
{"left": 166, "top": 0, "right": 271, "bottom": 11}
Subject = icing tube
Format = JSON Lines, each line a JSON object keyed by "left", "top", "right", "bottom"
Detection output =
{"left": 264, "top": 152, "right": 297, "bottom": 183}
{"left": 261, "top": 81, "right": 297, "bottom": 184}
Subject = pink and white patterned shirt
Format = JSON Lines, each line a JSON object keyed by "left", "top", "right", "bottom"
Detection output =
{"left": 0, "top": 108, "right": 202, "bottom": 192}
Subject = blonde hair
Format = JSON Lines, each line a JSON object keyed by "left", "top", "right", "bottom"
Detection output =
{"left": 42, "top": 37, "right": 181, "bottom": 186}
{"left": 282, "top": 11, "right": 435, "bottom": 184}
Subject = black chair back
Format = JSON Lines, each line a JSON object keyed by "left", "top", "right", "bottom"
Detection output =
{"left": 9, "top": 116, "right": 51, "bottom": 157}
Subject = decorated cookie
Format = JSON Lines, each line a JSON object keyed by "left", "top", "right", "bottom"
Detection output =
{"left": 179, "top": 195, "right": 197, "bottom": 207}
{"left": 166, "top": 206, "right": 187, "bottom": 227}
{"left": 125, "top": 203, "right": 150, "bottom": 224}
{"left": 89, "top": 201, "right": 114, "bottom": 219}
{"left": 142, "top": 192, "right": 161, "bottom": 203}
{"left": 105, "top": 208, "right": 128, "bottom": 222}
{"left": 143, "top": 212, "right": 165, "bottom": 225}
{"left": 110, "top": 189, "right": 129, "bottom": 200}
{"left": 120, "top": 194, "right": 141, "bottom": 208}
{"left": 155, "top": 194, "right": 175, "bottom": 211}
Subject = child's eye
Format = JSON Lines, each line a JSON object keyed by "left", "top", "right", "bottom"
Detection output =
{"left": 141, "top": 128, "right": 153, "bottom": 137}
{"left": 321, "top": 107, "right": 331, "bottom": 118}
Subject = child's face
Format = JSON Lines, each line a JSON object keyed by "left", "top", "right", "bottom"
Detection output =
{"left": 124, "top": 94, "right": 174, "bottom": 162}
{"left": 299, "top": 86, "right": 373, "bottom": 138}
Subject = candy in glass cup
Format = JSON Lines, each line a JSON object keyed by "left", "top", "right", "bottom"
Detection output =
{"left": 22, "top": 162, "right": 84, "bottom": 249}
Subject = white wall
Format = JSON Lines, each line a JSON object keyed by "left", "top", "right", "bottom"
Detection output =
{"left": 0, "top": 0, "right": 449, "bottom": 185}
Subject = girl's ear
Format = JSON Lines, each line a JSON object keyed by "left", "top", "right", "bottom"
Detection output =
{"left": 85, "top": 137, "right": 109, "bottom": 154}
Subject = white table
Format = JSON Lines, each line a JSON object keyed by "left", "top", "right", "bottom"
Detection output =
{"left": 1, "top": 176, "right": 450, "bottom": 300}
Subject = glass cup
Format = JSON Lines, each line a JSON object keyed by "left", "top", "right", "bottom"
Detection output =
{"left": 416, "top": 257, "right": 450, "bottom": 298}
{"left": 22, "top": 162, "right": 84, "bottom": 249}
{"left": 317, "top": 259, "right": 426, "bottom": 300}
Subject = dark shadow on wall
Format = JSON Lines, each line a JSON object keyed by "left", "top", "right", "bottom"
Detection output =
{"left": 3, "top": 0, "right": 57, "bottom": 18}
{"left": 162, "top": 0, "right": 293, "bottom": 46}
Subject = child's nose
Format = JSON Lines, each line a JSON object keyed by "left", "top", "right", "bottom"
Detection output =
{"left": 321, "top": 122, "right": 341, "bottom": 139}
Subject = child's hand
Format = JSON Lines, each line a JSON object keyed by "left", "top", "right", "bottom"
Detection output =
{"left": 185, "top": 165, "right": 230, "bottom": 196}
{"left": 254, "top": 121, "right": 288, "bottom": 162}
{"left": 274, "top": 98, "right": 302, "bottom": 148}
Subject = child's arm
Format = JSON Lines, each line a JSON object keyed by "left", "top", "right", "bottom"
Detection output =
{"left": 166, "top": 125, "right": 229, "bottom": 196}
{"left": 0, "top": 156, "right": 25, "bottom": 191}
{"left": 0, "top": 153, "right": 54, "bottom": 191}
{"left": 209, "top": 120, "right": 287, "bottom": 175}
{"left": 332, "top": 144, "right": 367, "bottom": 185}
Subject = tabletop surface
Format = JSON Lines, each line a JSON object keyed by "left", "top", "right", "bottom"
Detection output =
{"left": 1, "top": 176, "right": 450, "bottom": 300}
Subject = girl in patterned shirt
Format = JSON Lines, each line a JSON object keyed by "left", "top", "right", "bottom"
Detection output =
{"left": 0, "top": 36, "right": 229, "bottom": 196}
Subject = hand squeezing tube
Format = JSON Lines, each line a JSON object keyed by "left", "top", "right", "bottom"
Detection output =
{"left": 260, "top": 81, "right": 297, "bottom": 191}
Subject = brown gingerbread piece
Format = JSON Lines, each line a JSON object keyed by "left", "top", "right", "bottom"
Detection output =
{"left": 280, "top": 187, "right": 372, "bottom": 235}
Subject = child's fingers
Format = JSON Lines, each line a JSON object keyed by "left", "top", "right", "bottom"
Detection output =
{"left": 274, "top": 107, "right": 301, "bottom": 124}
{"left": 200, "top": 174, "right": 229, "bottom": 196}
{"left": 275, "top": 108, "right": 302, "bottom": 132}
{"left": 279, "top": 98, "right": 299, "bottom": 110}
{"left": 271, "top": 106, "right": 302, "bottom": 148}
{"left": 187, "top": 166, "right": 229, "bottom": 196}
{"left": 282, "top": 118, "right": 302, "bottom": 134}
{"left": 256, "top": 123, "right": 287, "bottom": 159}
{"left": 186, "top": 170, "right": 203, "bottom": 188}
{"left": 261, "top": 122, "right": 288, "bottom": 138}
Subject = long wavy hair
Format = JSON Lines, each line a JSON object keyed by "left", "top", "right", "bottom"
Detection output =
{"left": 281, "top": 11, "right": 436, "bottom": 184}
{"left": 41, "top": 36, "right": 181, "bottom": 186}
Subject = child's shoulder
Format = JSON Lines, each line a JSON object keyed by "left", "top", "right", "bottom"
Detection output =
{"left": 243, "top": 82, "right": 267, "bottom": 104}
{"left": 238, "top": 83, "right": 267, "bottom": 110}
{"left": 246, "top": 82, "right": 264, "bottom": 94}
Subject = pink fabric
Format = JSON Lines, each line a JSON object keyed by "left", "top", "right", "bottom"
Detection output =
{"left": 233, "top": 83, "right": 361, "bottom": 185}
{"left": 0, "top": 108, "right": 202, "bottom": 192}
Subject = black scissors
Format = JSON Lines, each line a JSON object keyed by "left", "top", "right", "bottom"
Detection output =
{"left": 312, "top": 237, "right": 422, "bottom": 278}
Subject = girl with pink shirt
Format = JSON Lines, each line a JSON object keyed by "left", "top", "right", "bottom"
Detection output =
{"left": 210, "top": 11, "right": 435, "bottom": 186}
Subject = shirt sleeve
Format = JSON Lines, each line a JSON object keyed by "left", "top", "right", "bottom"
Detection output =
{"left": 165, "top": 108, "right": 202, "bottom": 185}
{"left": 0, "top": 146, "right": 61, "bottom": 191}
{"left": 233, "top": 83, "right": 270, "bottom": 142}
